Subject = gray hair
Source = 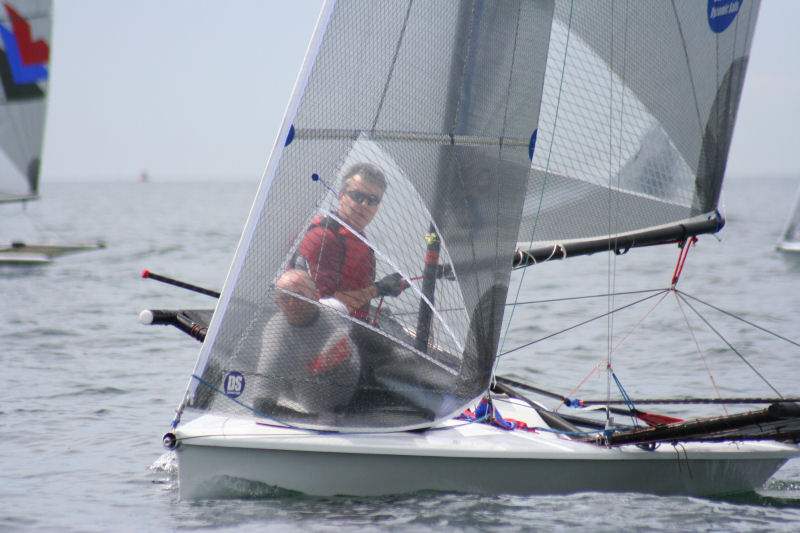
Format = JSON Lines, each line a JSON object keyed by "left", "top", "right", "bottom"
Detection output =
{"left": 341, "top": 162, "right": 387, "bottom": 193}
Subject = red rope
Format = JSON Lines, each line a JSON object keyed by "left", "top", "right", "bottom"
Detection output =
{"left": 671, "top": 237, "right": 697, "bottom": 287}
{"left": 372, "top": 296, "right": 385, "bottom": 325}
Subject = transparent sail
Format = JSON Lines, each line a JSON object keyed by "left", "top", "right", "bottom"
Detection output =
{"left": 183, "top": 0, "right": 555, "bottom": 431}
{"left": 0, "top": 0, "right": 50, "bottom": 204}
{"left": 519, "top": 0, "right": 760, "bottom": 250}
{"left": 778, "top": 186, "right": 800, "bottom": 251}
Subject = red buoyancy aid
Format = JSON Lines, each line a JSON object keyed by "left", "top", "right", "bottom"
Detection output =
{"left": 296, "top": 216, "right": 375, "bottom": 320}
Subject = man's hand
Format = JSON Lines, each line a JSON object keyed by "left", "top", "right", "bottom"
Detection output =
{"left": 375, "top": 272, "right": 408, "bottom": 297}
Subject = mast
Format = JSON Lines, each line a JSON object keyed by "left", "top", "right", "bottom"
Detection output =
{"left": 415, "top": 0, "right": 474, "bottom": 353}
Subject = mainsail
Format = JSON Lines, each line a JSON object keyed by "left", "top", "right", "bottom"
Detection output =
{"left": 0, "top": 0, "right": 50, "bottom": 205}
{"left": 183, "top": 0, "right": 555, "bottom": 431}
{"left": 177, "top": 0, "right": 761, "bottom": 433}
{"left": 517, "top": 0, "right": 759, "bottom": 262}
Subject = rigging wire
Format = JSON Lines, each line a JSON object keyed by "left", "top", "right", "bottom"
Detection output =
{"left": 675, "top": 291, "right": 784, "bottom": 398}
{"left": 672, "top": 289, "right": 729, "bottom": 415}
{"left": 607, "top": 288, "right": 671, "bottom": 356}
{"left": 498, "top": 289, "right": 668, "bottom": 357}
{"left": 678, "top": 290, "right": 800, "bottom": 350}
{"left": 506, "top": 288, "right": 667, "bottom": 307}
{"left": 497, "top": 0, "right": 575, "bottom": 360}
{"left": 392, "top": 288, "right": 665, "bottom": 318}
{"left": 554, "top": 289, "right": 671, "bottom": 413}
{"left": 604, "top": 0, "right": 632, "bottom": 419}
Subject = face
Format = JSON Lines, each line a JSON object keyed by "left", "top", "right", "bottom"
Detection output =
{"left": 338, "top": 174, "right": 383, "bottom": 233}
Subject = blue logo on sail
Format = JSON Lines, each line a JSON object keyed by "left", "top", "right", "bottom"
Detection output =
{"left": 224, "top": 371, "right": 245, "bottom": 398}
{"left": 708, "top": 0, "right": 742, "bottom": 33}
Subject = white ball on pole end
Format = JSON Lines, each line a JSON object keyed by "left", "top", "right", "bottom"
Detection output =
{"left": 139, "top": 309, "right": 154, "bottom": 324}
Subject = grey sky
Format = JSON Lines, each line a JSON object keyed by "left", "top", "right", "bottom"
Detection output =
{"left": 40, "top": 0, "right": 799, "bottom": 183}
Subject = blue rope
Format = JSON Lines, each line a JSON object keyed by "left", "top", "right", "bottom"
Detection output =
{"left": 611, "top": 371, "right": 639, "bottom": 427}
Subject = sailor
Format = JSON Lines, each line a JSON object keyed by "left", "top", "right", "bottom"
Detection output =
{"left": 294, "top": 162, "right": 408, "bottom": 321}
{"left": 254, "top": 269, "right": 360, "bottom": 416}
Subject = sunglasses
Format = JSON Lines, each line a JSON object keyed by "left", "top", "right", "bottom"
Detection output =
{"left": 345, "top": 189, "right": 381, "bottom": 206}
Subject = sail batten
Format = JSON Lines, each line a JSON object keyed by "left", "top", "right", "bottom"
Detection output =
{"left": 293, "top": 128, "right": 532, "bottom": 148}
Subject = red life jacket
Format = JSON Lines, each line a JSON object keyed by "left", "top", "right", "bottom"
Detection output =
{"left": 295, "top": 216, "right": 375, "bottom": 320}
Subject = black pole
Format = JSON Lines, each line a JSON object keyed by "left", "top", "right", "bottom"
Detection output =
{"left": 513, "top": 215, "right": 725, "bottom": 268}
{"left": 415, "top": 229, "right": 441, "bottom": 352}
{"left": 595, "top": 404, "right": 800, "bottom": 446}
{"left": 141, "top": 269, "right": 220, "bottom": 298}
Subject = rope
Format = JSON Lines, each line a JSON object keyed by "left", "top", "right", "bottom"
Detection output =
{"left": 496, "top": 375, "right": 798, "bottom": 405}
{"left": 499, "top": 0, "right": 575, "bottom": 357}
{"left": 555, "top": 362, "right": 602, "bottom": 413}
{"left": 673, "top": 291, "right": 729, "bottom": 415}
{"left": 607, "top": 289, "right": 671, "bottom": 357}
{"left": 506, "top": 288, "right": 667, "bottom": 307}
{"left": 675, "top": 292, "right": 784, "bottom": 398}
{"left": 499, "top": 289, "right": 667, "bottom": 357}
{"left": 671, "top": 237, "right": 697, "bottom": 287}
{"left": 575, "top": 397, "right": 800, "bottom": 406}
{"left": 611, "top": 371, "right": 639, "bottom": 427}
{"left": 678, "top": 290, "right": 800, "bottom": 350}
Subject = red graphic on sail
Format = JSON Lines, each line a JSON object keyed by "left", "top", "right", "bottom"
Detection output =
{"left": 0, "top": 1, "right": 48, "bottom": 100}
{"left": 5, "top": 3, "right": 48, "bottom": 65}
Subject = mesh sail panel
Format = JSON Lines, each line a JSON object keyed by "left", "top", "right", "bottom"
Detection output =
{"left": 519, "top": 0, "right": 760, "bottom": 246}
{"left": 0, "top": 0, "right": 50, "bottom": 202}
{"left": 187, "top": 0, "right": 555, "bottom": 431}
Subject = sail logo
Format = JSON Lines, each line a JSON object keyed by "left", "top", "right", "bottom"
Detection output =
{"left": 223, "top": 371, "right": 245, "bottom": 398}
{"left": 0, "top": 2, "right": 48, "bottom": 101}
{"left": 708, "top": 0, "right": 742, "bottom": 33}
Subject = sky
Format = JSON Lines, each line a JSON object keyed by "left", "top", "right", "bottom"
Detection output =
{"left": 38, "top": 0, "right": 800, "bottom": 183}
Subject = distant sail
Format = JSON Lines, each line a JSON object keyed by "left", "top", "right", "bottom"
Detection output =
{"left": 778, "top": 186, "right": 800, "bottom": 252}
{"left": 0, "top": 0, "right": 50, "bottom": 204}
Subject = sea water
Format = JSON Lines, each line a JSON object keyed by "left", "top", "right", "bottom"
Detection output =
{"left": 1, "top": 178, "right": 799, "bottom": 532}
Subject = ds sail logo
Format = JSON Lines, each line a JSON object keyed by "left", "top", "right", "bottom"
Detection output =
{"left": 0, "top": 2, "right": 48, "bottom": 101}
{"left": 224, "top": 371, "right": 245, "bottom": 398}
{"left": 708, "top": 0, "right": 742, "bottom": 34}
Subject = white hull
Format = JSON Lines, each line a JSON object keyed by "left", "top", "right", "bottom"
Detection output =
{"left": 777, "top": 240, "right": 800, "bottom": 252}
{"left": 0, "top": 242, "right": 104, "bottom": 265}
{"left": 172, "top": 398, "right": 800, "bottom": 499}
{"left": 0, "top": 253, "right": 53, "bottom": 265}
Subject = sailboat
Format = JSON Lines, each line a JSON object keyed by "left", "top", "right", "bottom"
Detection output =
{"left": 0, "top": 0, "right": 103, "bottom": 265}
{"left": 777, "top": 185, "right": 800, "bottom": 252}
{"left": 146, "top": 0, "right": 800, "bottom": 498}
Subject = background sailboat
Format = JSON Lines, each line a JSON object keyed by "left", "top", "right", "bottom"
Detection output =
{"left": 143, "top": 0, "right": 800, "bottom": 498}
{"left": 0, "top": 0, "right": 103, "bottom": 265}
{"left": 777, "top": 184, "right": 800, "bottom": 252}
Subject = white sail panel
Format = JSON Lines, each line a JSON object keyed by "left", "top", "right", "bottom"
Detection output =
{"left": 187, "top": 0, "right": 555, "bottom": 431}
{"left": 520, "top": 0, "right": 760, "bottom": 247}
{"left": 0, "top": 0, "right": 50, "bottom": 204}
